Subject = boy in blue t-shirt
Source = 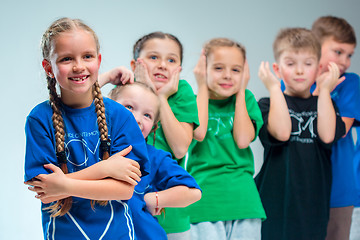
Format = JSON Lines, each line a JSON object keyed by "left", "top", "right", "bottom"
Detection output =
{"left": 280, "top": 16, "right": 360, "bottom": 239}
{"left": 311, "top": 16, "right": 360, "bottom": 240}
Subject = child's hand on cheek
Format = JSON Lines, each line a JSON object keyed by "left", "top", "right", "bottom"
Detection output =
{"left": 239, "top": 60, "right": 250, "bottom": 93}
{"left": 258, "top": 61, "right": 280, "bottom": 92}
{"left": 193, "top": 50, "right": 207, "bottom": 88}
{"left": 157, "top": 66, "right": 181, "bottom": 99}
{"left": 134, "top": 59, "right": 156, "bottom": 90}
{"left": 315, "top": 62, "right": 345, "bottom": 95}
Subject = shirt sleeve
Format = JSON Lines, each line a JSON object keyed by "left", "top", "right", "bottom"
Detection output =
{"left": 24, "top": 113, "right": 57, "bottom": 182}
{"left": 257, "top": 97, "right": 286, "bottom": 147}
{"left": 168, "top": 80, "right": 199, "bottom": 129}
{"left": 334, "top": 73, "right": 360, "bottom": 121}
{"left": 245, "top": 89, "right": 264, "bottom": 141}
{"left": 150, "top": 146, "right": 200, "bottom": 192}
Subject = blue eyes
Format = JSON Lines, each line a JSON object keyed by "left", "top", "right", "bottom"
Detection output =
{"left": 149, "top": 55, "right": 176, "bottom": 63}
{"left": 124, "top": 105, "right": 152, "bottom": 119}
{"left": 214, "top": 67, "right": 240, "bottom": 72}
{"left": 60, "top": 55, "right": 94, "bottom": 62}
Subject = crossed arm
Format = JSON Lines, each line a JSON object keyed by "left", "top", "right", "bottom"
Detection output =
{"left": 25, "top": 146, "right": 141, "bottom": 204}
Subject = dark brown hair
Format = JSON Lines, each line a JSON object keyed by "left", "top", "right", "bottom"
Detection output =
{"left": 133, "top": 31, "right": 183, "bottom": 64}
{"left": 312, "top": 16, "right": 356, "bottom": 46}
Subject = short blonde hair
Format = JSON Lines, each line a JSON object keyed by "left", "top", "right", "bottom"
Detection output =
{"left": 273, "top": 28, "right": 321, "bottom": 62}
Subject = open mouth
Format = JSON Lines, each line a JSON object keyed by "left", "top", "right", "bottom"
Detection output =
{"left": 154, "top": 73, "right": 167, "bottom": 81}
{"left": 69, "top": 75, "right": 88, "bottom": 82}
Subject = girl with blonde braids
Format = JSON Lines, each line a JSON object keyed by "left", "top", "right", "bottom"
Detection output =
{"left": 24, "top": 17, "right": 149, "bottom": 240}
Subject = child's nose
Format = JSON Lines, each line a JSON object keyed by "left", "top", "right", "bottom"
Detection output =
{"left": 158, "top": 59, "right": 167, "bottom": 69}
{"left": 223, "top": 69, "right": 231, "bottom": 79}
{"left": 133, "top": 113, "right": 142, "bottom": 129}
{"left": 72, "top": 60, "right": 85, "bottom": 72}
{"left": 296, "top": 65, "right": 304, "bottom": 74}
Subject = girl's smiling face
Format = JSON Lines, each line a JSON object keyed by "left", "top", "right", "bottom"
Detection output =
{"left": 134, "top": 38, "right": 181, "bottom": 90}
{"left": 206, "top": 46, "right": 245, "bottom": 100}
{"left": 42, "top": 29, "right": 101, "bottom": 108}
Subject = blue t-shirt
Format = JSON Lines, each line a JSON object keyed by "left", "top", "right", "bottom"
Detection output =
{"left": 128, "top": 144, "right": 200, "bottom": 240}
{"left": 281, "top": 72, "right": 360, "bottom": 207}
{"left": 24, "top": 97, "right": 149, "bottom": 240}
{"left": 354, "top": 127, "right": 360, "bottom": 207}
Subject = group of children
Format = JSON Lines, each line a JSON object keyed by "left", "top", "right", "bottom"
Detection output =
{"left": 23, "top": 15, "right": 360, "bottom": 240}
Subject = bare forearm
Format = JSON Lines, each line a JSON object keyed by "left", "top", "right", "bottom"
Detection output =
{"left": 194, "top": 84, "right": 209, "bottom": 141}
{"left": 268, "top": 88, "right": 291, "bottom": 141}
{"left": 65, "top": 178, "right": 134, "bottom": 201}
{"left": 67, "top": 160, "right": 107, "bottom": 180}
{"left": 317, "top": 90, "right": 336, "bottom": 143}
{"left": 159, "top": 96, "right": 193, "bottom": 158}
{"left": 233, "top": 90, "right": 255, "bottom": 149}
{"left": 148, "top": 186, "right": 201, "bottom": 209}
{"left": 98, "top": 71, "right": 111, "bottom": 88}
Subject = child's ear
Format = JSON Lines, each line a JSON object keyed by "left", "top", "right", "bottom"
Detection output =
{"left": 130, "top": 59, "right": 136, "bottom": 72}
{"left": 272, "top": 62, "right": 281, "bottom": 79}
{"left": 97, "top": 53, "right": 102, "bottom": 68}
{"left": 42, "top": 59, "right": 54, "bottom": 78}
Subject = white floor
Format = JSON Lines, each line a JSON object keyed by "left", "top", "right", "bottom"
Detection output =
{"left": 350, "top": 207, "right": 360, "bottom": 240}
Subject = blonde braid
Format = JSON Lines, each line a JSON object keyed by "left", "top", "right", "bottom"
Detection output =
{"left": 92, "top": 81, "right": 110, "bottom": 207}
{"left": 44, "top": 76, "right": 73, "bottom": 217}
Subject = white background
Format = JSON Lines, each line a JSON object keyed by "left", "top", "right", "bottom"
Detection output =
{"left": 1, "top": 0, "right": 359, "bottom": 239}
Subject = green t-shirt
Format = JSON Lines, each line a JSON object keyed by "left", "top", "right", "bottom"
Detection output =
{"left": 186, "top": 90, "right": 266, "bottom": 223}
{"left": 147, "top": 79, "right": 199, "bottom": 233}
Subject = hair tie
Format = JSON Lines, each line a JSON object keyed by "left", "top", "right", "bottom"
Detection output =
{"left": 56, "top": 151, "right": 67, "bottom": 164}
{"left": 100, "top": 139, "right": 111, "bottom": 160}
{"left": 100, "top": 139, "right": 111, "bottom": 152}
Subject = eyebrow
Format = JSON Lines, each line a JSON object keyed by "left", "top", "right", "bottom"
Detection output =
{"left": 146, "top": 51, "right": 179, "bottom": 58}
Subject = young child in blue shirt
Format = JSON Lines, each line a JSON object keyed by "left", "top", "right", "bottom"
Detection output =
{"left": 311, "top": 16, "right": 360, "bottom": 240}
{"left": 108, "top": 82, "right": 201, "bottom": 240}
{"left": 24, "top": 17, "right": 149, "bottom": 240}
